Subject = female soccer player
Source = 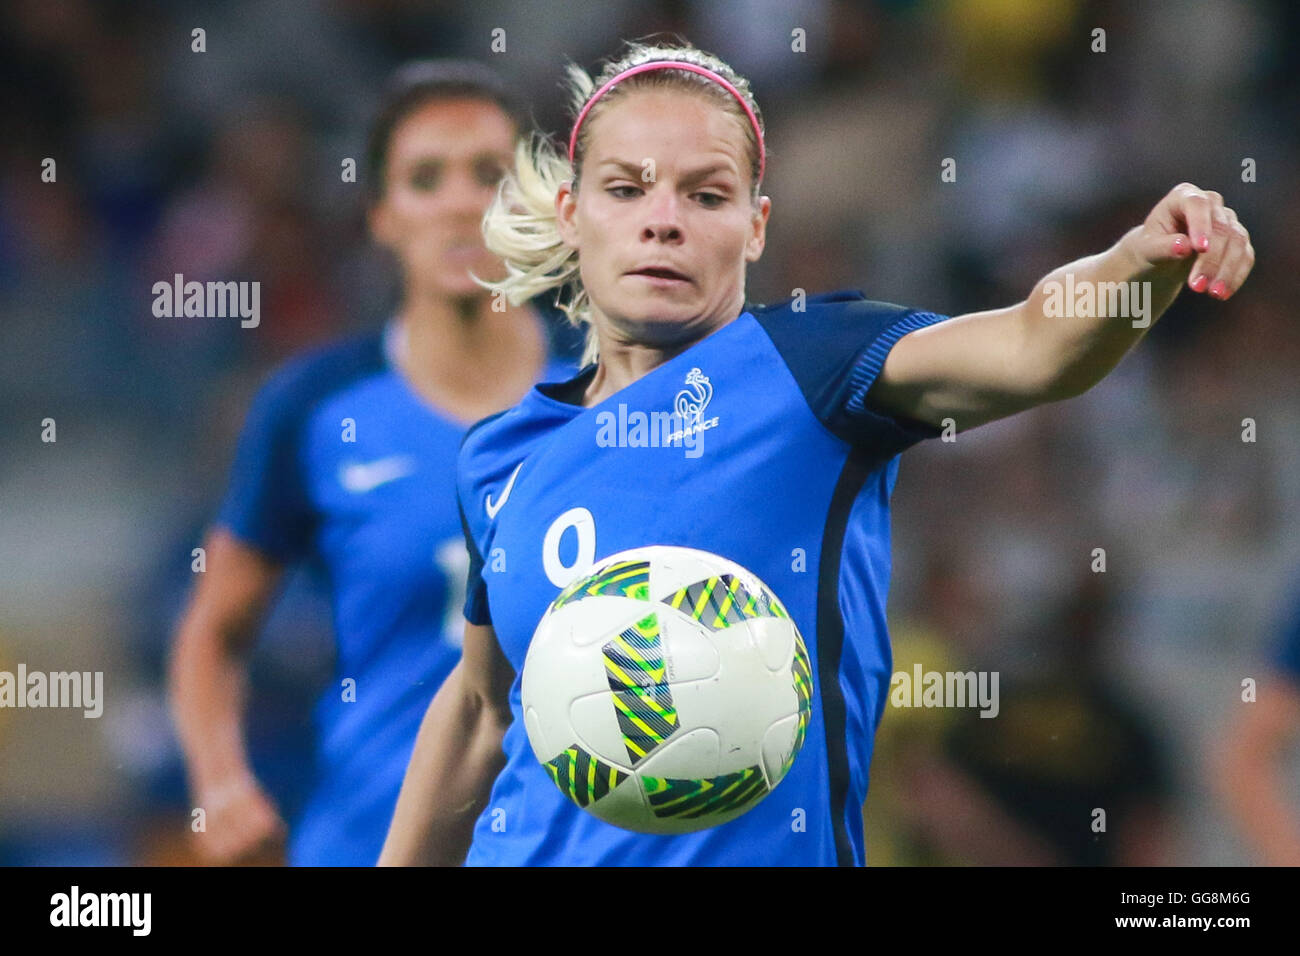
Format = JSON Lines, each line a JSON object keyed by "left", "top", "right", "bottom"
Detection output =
{"left": 380, "top": 41, "right": 1255, "bottom": 867}
{"left": 169, "top": 60, "right": 573, "bottom": 866}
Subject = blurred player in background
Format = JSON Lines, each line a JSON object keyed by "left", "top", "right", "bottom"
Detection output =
{"left": 169, "top": 60, "right": 573, "bottom": 866}
{"left": 380, "top": 39, "right": 1254, "bottom": 866}
{"left": 1211, "top": 578, "right": 1300, "bottom": 866}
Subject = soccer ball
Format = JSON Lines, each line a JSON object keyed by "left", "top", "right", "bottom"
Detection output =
{"left": 521, "top": 545, "right": 812, "bottom": 834}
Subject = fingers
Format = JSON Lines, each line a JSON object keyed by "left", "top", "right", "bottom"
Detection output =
{"left": 1187, "top": 196, "right": 1253, "bottom": 299}
{"left": 192, "top": 784, "right": 287, "bottom": 865}
{"left": 1139, "top": 183, "right": 1255, "bottom": 300}
{"left": 1171, "top": 185, "right": 1254, "bottom": 299}
{"left": 1126, "top": 226, "right": 1196, "bottom": 267}
{"left": 1172, "top": 182, "right": 1216, "bottom": 255}
{"left": 1211, "top": 223, "right": 1253, "bottom": 300}
{"left": 210, "top": 811, "right": 286, "bottom": 865}
{"left": 228, "top": 800, "right": 286, "bottom": 863}
{"left": 1205, "top": 211, "right": 1256, "bottom": 300}
{"left": 1185, "top": 190, "right": 1229, "bottom": 293}
{"left": 1137, "top": 182, "right": 1218, "bottom": 268}
{"left": 235, "top": 814, "right": 288, "bottom": 866}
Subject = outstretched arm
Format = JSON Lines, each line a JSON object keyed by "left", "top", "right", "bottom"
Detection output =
{"left": 869, "top": 183, "right": 1256, "bottom": 431}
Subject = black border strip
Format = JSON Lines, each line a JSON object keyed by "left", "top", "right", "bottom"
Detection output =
{"left": 816, "top": 445, "right": 878, "bottom": 866}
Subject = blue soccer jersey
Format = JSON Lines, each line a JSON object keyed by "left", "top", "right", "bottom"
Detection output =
{"left": 457, "top": 290, "right": 953, "bottom": 866}
{"left": 217, "top": 319, "right": 571, "bottom": 866}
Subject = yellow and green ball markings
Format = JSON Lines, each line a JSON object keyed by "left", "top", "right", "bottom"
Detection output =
{"left": 544, "top": 567, "right": 805, "bottom": 814}
{"left": 661, "top": 574, "right": 790, "bottom": 631}
{"left": 642, "top": 766, "right": 769, "bottom": 819}
{"left": 602, "top": 613, "right": 679, "bottom": 765}
{"left": 550, "top": 560, "right": 652, "bottom": 610}
{"left": 544, "top": 745, "right": 629, "bottom": 808}
{"left": 783, "top": 630, "right": 813, "bottom": 778}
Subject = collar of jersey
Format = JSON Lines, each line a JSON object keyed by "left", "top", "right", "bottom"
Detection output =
{"left": 528, "top": 308, "right": 755, "bottom": 416}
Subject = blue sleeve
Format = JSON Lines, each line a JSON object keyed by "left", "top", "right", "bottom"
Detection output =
{"left": 754, "top": 290, "right": 952, "bottom": 454}
{"left": 215, "top": 368, "right": 317, "bottom": 564}
{"left": 216, "top": 335, "right": 384, "bottom": 562}
{"left": 458, "top": 412, "right": 512, "bottom": 627}
{"left": 459, "top": 489, "right": 492, "bottom": 626}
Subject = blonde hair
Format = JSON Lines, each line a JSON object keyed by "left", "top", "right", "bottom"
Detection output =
{"left": 477, "top": 40, "right": 764, "bottom": 365}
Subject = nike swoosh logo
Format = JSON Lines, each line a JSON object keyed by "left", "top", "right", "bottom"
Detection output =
{"left": 485, "top": 463, "right": 523, "bottom": 519}
{"left": 339, "top": 456, "right": 417, "bottom": 493}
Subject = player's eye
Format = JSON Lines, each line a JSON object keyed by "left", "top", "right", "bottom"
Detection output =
{"left": 694, "top": 192, "right": 726, "bottom": 209}
{"left": 607, "top": 184, "right": 642, "bottom": 200}
{"left": 409, "top": 160, "right": 443, "bottom": 192}
{"left": 474, "top": 158, "right": 506, "bottom": 187}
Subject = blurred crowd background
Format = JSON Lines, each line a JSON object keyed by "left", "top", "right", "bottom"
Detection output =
{"left": 2, "top": 0, "right": 1297, "bottom": 865}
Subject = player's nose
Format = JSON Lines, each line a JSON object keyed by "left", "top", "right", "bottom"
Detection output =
{"left": 640, "top": 186, "right": 684, "bottom": 243}
{"left": 442, "top": 165, "right": 494, "bottom": 213}
{"left": 642, "top": 220, "right": 683, "bottom": 243}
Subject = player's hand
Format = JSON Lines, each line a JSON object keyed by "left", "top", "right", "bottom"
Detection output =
{"left": 192, "top": 774, "right": 288, "bottom": 865}
{"left": 1122, "top": 182, "right": 1255, "bottom": 300}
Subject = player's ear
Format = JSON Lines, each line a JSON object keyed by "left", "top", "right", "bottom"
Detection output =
{"left": 744, "top": 194, "right": 771, "bottom": 263}
{"left": 556, "top": 180, "right": 580, "bottom": 250}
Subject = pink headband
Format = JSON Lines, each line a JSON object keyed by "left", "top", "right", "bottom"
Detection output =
{"left": 568, "top": 60, "right": 765, "bottom": 183}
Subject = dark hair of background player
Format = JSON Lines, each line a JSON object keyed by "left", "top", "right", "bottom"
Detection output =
{"left": 365, "top": 59, "right": 524, "bottom": 203}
